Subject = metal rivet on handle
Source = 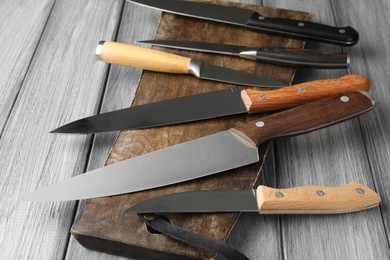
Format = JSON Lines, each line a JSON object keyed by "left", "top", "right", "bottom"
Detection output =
{"left": 275, "top": 192, "right": 284, "bottom": 198}
{"left": 339, "top": 29, "right": 346, "bottom": 34}
{"left": 298, "top": 88, "right": 305, "bottom": 93}
{"left": 298, "top": 22, "right": 305, "bottom": 27}
{"left": 356, "top": 188, "right": 365, "bottom": 194}
{"left": 316, "top": 190, "right": 325, "bottom": 196}
{"left": 259, "top": 93, "right": 266, "bottom": 99}
{"left": 256, "top": 121, "right": 265, "bottom": 128}
{"left": 258, "top": 16, "right": 265, "bottom": 20}
{"left": 340, "top": 96, "right": 350, "bottom": 102}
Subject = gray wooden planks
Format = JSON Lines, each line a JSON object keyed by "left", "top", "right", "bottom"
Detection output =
{"left": 0, "top": 0, "right": 54, "bottom": 133}
{"left": 0, "top": 0, "right": 123, "bottom": 259}
{"left": 332, "top": 0, "right": 390, "bottom": 245}
{"left": 1, "top": 0, "right": 390, "bottom": 259}
{"left": 263, "top": 0, "right": 390, "bottom": 259}
{"left": 65, "top": 1, "right": 161, "bottom": 259}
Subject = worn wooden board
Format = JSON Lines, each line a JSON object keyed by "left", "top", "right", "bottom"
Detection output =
{"left": 71, "top": 1, "right": 313, "bottom": 259}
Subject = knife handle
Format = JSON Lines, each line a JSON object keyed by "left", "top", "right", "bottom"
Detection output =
{"left": 239, "top": 48, "right": 349, "bottom": 68}
{"left": 96, "top": 41, "right": 191, "bottom": 73}
{"left": 241, "top": 74, "right": 370, "bottom": 114}
{"left": 256, "top": 182, "right": 380, "bottom": 214}
{"left": 233, "top": 91, "right": 374, "bottom": 146}
{"left": 247, "top": 12, "right": 359, "bottom": 46}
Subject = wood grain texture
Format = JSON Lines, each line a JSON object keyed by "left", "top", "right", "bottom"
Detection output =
{"left": 241, "top": 74, "right": 370, "bottom": 113}
{"left": 257, "top": 182, "right": 380, "bottom": 214}
{"left": 234, "top": 92, "right": 374, "bottom": 146}
{"left": 262, "top": 0, "right": 390, "bottom": 259}
{"left": 71, "top": 1, "right": 312, "bottom": 259}
{"left": 0, "top": 0, "right": 123, "bottom": 259}
{"left": 66, "top": 2, "right": 161, "bottom": 259}
{"left": 0, "top": 0, "right": 54, "bottom": 133}
{"left": 331, "top": 0, "right": 390, "bottom": 247}
{"left": 99, "top": 42, "right": 191, "bottom": 73}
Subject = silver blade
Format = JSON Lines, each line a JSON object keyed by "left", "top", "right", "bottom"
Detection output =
{"left": 190, "top": 60, "right": 285, "bottom": 88}
{"left": 50, "top": 88, "right": 247, "bottom": 134}
{"left": 20, "top": 130, "right": 259, "bottom": 201}
{"left": 129, "top": 0, "right": 255, "bottom": 27}
{"left": 139, "top": 39, "right": 246, "bottom": 56}
{"left": 124, "top": 190, "right": 259, "bottom": 213}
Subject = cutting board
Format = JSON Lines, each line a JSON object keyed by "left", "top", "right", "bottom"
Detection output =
{"left": 71, "top": 1, "right": 313, "bottom": 259}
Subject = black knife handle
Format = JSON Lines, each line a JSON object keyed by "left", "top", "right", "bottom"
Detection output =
{"left": 239, "top": 47, "right": 349, "bottom": 68}
{"left": 246, "top": 12, "right": 359, "bottom": 46}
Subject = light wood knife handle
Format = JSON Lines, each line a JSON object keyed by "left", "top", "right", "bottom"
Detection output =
{"left": 257, "top": 182, "right": 380, "bottom": 214}
{"left": 241, "top": 74, "right": 370, "bottom": 113}
{"left": 96, "top": 41, "right": 191, "bottom": 74}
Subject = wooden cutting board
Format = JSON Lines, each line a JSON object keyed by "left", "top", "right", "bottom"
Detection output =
{"left": 71, "top": 1, "right": 313, "bottom": 259}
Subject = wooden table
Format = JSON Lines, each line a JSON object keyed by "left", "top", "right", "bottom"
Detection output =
{"left": 1, "top": 0, "right": 389, "bottom": 259}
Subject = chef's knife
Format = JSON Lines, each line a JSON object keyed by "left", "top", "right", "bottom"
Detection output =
{"left": 128, "top": 0, "right": 359, "bottom": 46}
{"left": 139, "top": 39, "right": 350, "bottom": 68}
{"left": 96, "top": 41, "right": 285, "bottom": 88}
{"left": 51, "top": 74, "right": 369, "bottom": 134}
{"left": 21, "top": 91, "right": 374, "bottom": 201}
{"left": 124, "top": 182, "right": 380, "bottom": 214}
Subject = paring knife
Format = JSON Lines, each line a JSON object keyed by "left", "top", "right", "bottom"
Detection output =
{"left": 128, "top": 0, "right": 359, "bottom": 46}
{"left": 51, "top": 74, "right": 369, "bottom": 134}
{"left": 139, "top": 39, "right": 350, "bottom": 68}
{"left": 124, "top": 182, "right": 380, "bottom": 214}
{"left": 21, "top": 91, "right": 374, "bottom": 201}
{"left": 96, "top": 41, "right": 285, "bottom": 88}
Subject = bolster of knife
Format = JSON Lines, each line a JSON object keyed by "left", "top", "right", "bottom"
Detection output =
{"left": 241, "top": 74, "right": 370, "bottom": 113}
{"left": 256, "top": 182, "right": 380, "bottom": 214}
{"left": 96, "top": 41, "right": 191, "bottom": 73}
{"left": 240, "top": 48, "right": 350, "bottom": 68}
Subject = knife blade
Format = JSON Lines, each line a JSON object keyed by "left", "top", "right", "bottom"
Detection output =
{"left": 96, "top": 41, "right": 285, "bottom": 88}
{"left": 51, "top": 74, "right": 370, "bottom": 134}
{"left": 124, "top": 182, "right": 380, "bottom": 214}
{"left": 20, "top": 91, "right": 374, "bottom": 201}
{"left": 128, "top": 0, "right": 359, "bottom": 46}
{"left": 139, "top": 39, "right": 350, "bottom": 68}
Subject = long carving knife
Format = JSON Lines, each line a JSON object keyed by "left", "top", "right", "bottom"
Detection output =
{"left": 96, "top": 41, "right": 285, "bottom": 88}
{"left": 21, "top": 91, "right": 374, "bottom": 201}
{"left": 124, "top": 182, "right": 380, "bottom": 214}
{"left": 51, "top": 74, "right": 369, "bottom": 134}
{"left": 128, "top": 0, "right": 359, "bottom": 46}
{"left": 139, "top": 39, "right": 350, "bottom": 68}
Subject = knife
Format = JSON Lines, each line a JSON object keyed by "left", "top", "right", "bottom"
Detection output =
{"left": 50, "top": 74, "right": 369, "bottom": 134}
{"left": 128, "top": 0, "right": 359, "bottom": 46}
{"left": 124, "top": 182, "right": 380, "bottom": 214}
{"left": 96, "top": 41, "right": 285, "bottom": 88}
{"left": 20, "top": 91, "right": 374, "bottom": 201}
{"left": 139, "top": 39, "right": 350, "bottom": 68}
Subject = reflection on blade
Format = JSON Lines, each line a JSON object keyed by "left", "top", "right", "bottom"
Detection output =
{"left": 124, "top": 190, "right": 259, "bottom": 213}
{"left": 50, "top": 88, "right": 247, "bottom": 134}
{"left": 129, "top": 0, "right": 254, "bottom": 26}
{"left": 20, "top": 131, "right": 259, "bottom": 201}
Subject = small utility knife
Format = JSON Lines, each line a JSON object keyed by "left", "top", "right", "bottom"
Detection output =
{"left": 140, "top": 39, "right": 350, "bottom": 68}
{"left": 129, "top": 0, "right": 359, "bottom": 46}
{"left": 96, "top": 41, "right": 285, "bottom": 88}
{"left": 124, "top": 182, "right": 380, "bottom": 214}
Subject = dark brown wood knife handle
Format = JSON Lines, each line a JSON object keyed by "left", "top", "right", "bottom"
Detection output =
{"left": 252, "top": 48, "right": 349, "bottom": 68}
{"left": 232, "top": 91, "right": 374, "bottom": 146}
{"left": 241, "top": 74, "right": 370, "bottom": 113}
